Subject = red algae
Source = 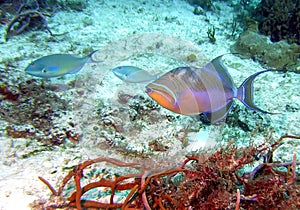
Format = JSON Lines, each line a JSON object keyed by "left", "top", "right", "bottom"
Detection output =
{"left": 33, "top": 135, "right": 300, "bottom": 209}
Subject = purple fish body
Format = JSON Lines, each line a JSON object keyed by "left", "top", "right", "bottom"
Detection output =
{"left": 146, "top": 55, "right": 271, "bottom": 123}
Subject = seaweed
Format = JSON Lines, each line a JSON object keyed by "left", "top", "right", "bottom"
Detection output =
{"left": 34, "top": 134, "right": 300, "bottom": 209}
{"left": 207, "top": 26, "right": 216, "bottom": 43}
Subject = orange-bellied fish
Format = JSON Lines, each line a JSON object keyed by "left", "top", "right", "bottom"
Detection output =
{"left": 146, "top": 55, "right": 272, "bottom": 123}
{"left": 112, "top": 66, "right": 158, "bottom": 83}
{"left": 25, "top": 51, "right": 96, "bottom": 78}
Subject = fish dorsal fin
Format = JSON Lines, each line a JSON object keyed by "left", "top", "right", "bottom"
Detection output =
{"left": 203, "top": 100, "right": 234, "bottom": 123}
{"left": 205, "top": 55, "right": 234, "bottom": 89}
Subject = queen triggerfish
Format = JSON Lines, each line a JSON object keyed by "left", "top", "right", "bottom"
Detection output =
{"left": 25, "top": 51, "right": 95, "bottom": 78}
{"left": 146, "top": 55, "right": 273, "bottom": 123}
{"left": 112, "top": 66, "right": 159, "bottom": 83}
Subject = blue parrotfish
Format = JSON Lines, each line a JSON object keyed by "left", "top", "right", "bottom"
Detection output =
{"left": 112, "top": 66, "right": 158, "bottom": 83}
{"left": 145, "top": 55, "right": 272, "bottom": 123}
{"left": 25, "top": 51, "right": 95, "bottom": 78}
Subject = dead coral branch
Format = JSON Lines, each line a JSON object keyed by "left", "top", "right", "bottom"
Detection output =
{"left": 4, "top": 0, "right": 66, "bottom": 41}
{"left": 5, "top": 9, "right": 53, "bottom": 41}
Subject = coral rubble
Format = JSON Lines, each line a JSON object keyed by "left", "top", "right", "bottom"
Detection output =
{"left": 0, "top": 67, "right": 80, "bottom": 145}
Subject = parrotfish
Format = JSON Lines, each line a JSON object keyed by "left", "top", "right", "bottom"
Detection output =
{"left": 146, "top": 55, "right": 272, "bottom": 123}
{"left": 25, "top": 51, "right": 95, "bottom": 78}
{"left": 112, "top": 66, "right": 158, "bottom": 83}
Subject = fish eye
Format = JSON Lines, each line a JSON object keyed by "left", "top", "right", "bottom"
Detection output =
{"left": 42, "top": 68, "right": 48, "bottom": 73}
{"left": 145, "top": 87, "right": 153, "bottom": 94}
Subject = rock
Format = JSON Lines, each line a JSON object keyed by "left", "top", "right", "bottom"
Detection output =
{"left": 231, "top": 30, "right": 300, "bottom": 71}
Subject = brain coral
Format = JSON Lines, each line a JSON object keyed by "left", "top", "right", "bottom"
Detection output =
{"left": 253, "top": 0, "right": 300, "bottom": 44}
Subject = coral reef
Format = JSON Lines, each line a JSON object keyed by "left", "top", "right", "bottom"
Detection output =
{"left": 0, "top": 0, "right": 298, "bottom": 207}
{"left": 231, "top": 29, "right": 300, "bottom": 71}
{"left": 230, "top": 0, "right": 300, "bottom": 71}
{"left": 33, "top": 135, "right": 300, "bottom": 209}
{"left": 0, "top": 67, "right": 81, "bottom": 146}
{"left": 253, "top": 0, "right": 300, "bottom": 44}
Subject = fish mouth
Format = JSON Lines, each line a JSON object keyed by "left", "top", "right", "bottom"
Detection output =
{"left": 24, "top": 68, "right": 36, "bottom": 76}
{"left": 145, "top": 87, "right": 153, "bottom": 94}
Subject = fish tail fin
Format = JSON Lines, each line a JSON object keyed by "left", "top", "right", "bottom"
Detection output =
{"left": 88, "top": 50, "right": 100, "bottom": 63}
{"left": 237, "top": 69, "right": 273, "bottom": 114}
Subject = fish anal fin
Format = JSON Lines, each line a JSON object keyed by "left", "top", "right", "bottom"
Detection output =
{"left": 68, "top": 64, "right": 85, "bottom": 74}
{"left": 202, "top": 101, "right": 234, "bottom": 124}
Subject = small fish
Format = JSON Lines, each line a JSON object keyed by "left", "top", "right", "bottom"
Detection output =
{"left": 25, "top": 51, "right": 95, "bottom": 78}
{"left": 146, "top": 55, "right": 272, "bottom": 123}
{"left": 112, "top": 66, "right": 158, "bottom": 83}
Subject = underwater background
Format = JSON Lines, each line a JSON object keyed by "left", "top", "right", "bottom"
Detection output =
{"left": 0, "top": 0, "right": 299, "bottom": 209}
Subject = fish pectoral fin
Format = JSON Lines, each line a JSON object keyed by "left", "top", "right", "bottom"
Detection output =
{"left": 202, "top": 101, "right": 233, "bottom": 124}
